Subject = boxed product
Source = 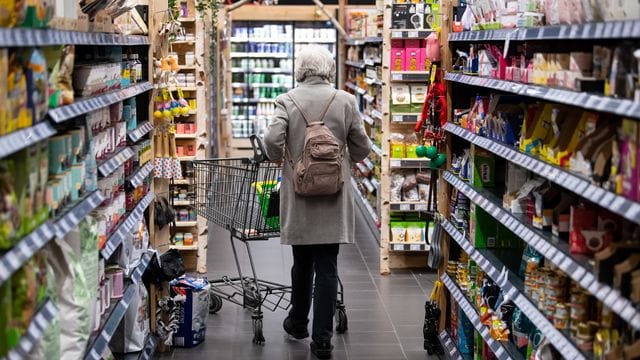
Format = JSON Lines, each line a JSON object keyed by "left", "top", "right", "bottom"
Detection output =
{"left": 73, "top": 62, "right": 121, "bottom": 97}
{"left": 404, "top": 39, "right": 423, "bottom": 71}
{"left": 470, "top": 147, "right": 495, "bottom": 189}
{"left": 391, "top": 84, "right": 411, "bottom": 113}
{"left": 410, "top": 85, "right": 426, "bottom": 113}
{"left": 171, "top": 277, "right": 211, "bottom": 348}
{"left": 390, "top": 40, "right": 405, "bottom": 71}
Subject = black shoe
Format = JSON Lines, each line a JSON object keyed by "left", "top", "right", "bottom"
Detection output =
{"left": 283, "top": 316, "right": 309, "bottom": 339}
{"left": 310, "top": 341, "right": 333, "bottom": 359}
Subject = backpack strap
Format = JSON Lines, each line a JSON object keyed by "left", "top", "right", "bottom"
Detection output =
{"left": 288, "top": 90, "right": 338, "bottom": 126}
{"left": 284, "top": 90, "right": 339, "bottom": 168}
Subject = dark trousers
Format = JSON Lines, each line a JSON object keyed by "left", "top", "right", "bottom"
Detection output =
{"left": 289, "top": 244, "right": 340, "bottom": 343}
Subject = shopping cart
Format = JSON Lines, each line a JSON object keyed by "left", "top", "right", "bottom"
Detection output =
{"left": 191, "top": 135, "right": 348, "bottom": 344}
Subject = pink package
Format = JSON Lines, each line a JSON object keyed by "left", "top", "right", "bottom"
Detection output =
{"left": 390, "top": 39, "right": 405, "bottom": 71}
{"left": 404, "top": 39, "right": 421, "bottom": 71}
{"left": 425, "top": 33, "right": 441, "bottom": 62}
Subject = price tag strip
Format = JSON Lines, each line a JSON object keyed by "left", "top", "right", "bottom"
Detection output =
{"left": 0, "top": 221, "right": 57, "bottom": 285}
{"left": 131, "top": 251, "right": 153, "bottom": 284}
{"left": 140, "top": 336, "right": 158, "bottom": 360}
{"left": 441, "top": 274, "right": 512, "bottom": 360}
{"left": 128, "top": 162, "right": 155, "bottom": 188}
{"left": 6, "top": 299, "right": 58, "bottom": 360}
{"left": 438, "top": 330, "right": 464, "bottom": 360}
{"left": 346, "top": 60, "right": 366, "bottom": 69}
{"left": 0, "top": 28, "right": 148, "bottom": 47}
{"left": 443, "top": 171, "right": 640, "bottom": 332}
{"left": 55, "top": 190, "right": 106, "bottom": 239}
{"left": 449, "top": 19, "right": 639, "bottom": 42}
{"left": 390, "top": 71, "right": 431, "bottom": 82}
{"left": 390, "top": 243, "right": 429, "bottom": 252}
{"left": 84, "top": 285, "right": 137, "bottom": 360}
{"left": 0, "top": 122, "right": 57, "bottom": 159}
{"left": 444, "top": 72, "right": 640, "bottom": 120}
{"left": 128, "top": 121, "right": 154, "bottom": 143}
{"left": 444, "top": 123, "right": 640, "bottom": 225}
{"left": 101, "top": 192, "right": 155, "bottom": 259}
{"left": 98, "top": 147, "right": 136, "bottom": 178}
{"left": 49, "top": 82, "right": 153, "bottom": 123}
{"left": 371, "top": 110, "right": 383, "bottom": 120}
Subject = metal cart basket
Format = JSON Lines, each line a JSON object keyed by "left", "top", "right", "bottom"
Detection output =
{"left": 191, "top": 136, "right": 347, "bottom": 344}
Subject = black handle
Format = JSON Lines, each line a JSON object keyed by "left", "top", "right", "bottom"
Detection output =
{"left": 250, "top": 135, "right": 268, "bottom": 163}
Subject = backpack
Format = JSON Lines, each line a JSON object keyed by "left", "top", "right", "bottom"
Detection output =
{"left": 286, "top": 90, "right": 344, "bottom": 197}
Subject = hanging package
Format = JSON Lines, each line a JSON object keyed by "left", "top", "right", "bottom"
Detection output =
{"left": 110, "top": 282, "right": 150, "bottom": 353}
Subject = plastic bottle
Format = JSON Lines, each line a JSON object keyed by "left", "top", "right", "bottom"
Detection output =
{"left": 121, "top": 54, "right": 131, "bottom": 87}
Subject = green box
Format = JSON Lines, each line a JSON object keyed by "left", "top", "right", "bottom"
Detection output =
{"left": 471, "top": 146, "right": 495, "bottom": 188}
{"left": 469, "top": 204, "right": 498, "bottom": 248}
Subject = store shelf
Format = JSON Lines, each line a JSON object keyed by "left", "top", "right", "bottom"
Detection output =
{"left": 389, "top": 242, "right": 430, "bottom": 251}
{"left": 438, "top": 330, "right": 466, "bottom": 360}
{"left": 138, "top": 336, "right": 158, "bottom": 360}
{"left": 371, "top": 109, "right": 383, "bottom": 120}
{"left": 49, "top": 82, "right": 153, "bottom": 123}
{"left": 230, "top": 52, "right": 290, "bottom": 58}
{"left": 390, "top": 202, "right": 429, "bottom": 212}
{"left": 391, "top": 113, "right": 421, "bottom": 123}
{"left": 441, "top": 219, "right": 588, "bottom": 360}
{"left": 230, "top": 37, "right": 291, "bottom": 43}
{"left": 101, "top": 192, "right": 155, "bottom": 259}
{"left": 0, "top": 122, "right": 56, "bottom": 159}
{"left": 231, "top": 67, "right": 292, "bottom": 74}
{"left": 295, "top": 38, "right": 336, "bottom": 43}
{"left": 249, "top": 83, "right": 291, "bottom": 88}
{"left": 390, "top": 29, "right": 436, "bottom": 39}
{"left": 0, "top": 28, "right": 148, "bottom": 47}
{"left": 175, "top": 221, "right": 197, "bottom": 227}
{"left": 127, "top": 162, "right": 154, "bottom": 188}
{"left": 128, "top": 121, "right": 154, "bottom": 143}
{"left": 345, "top": 37, "right": 383, "bottom": 45}
{"left": 173, "top": 200, "right": 191, "bottom": 206}
{"left": 444, "top": 73, "right": 640, "bottom": 120}
{"left": 390, "top": 71, "right": 430, "bottom": 82}
{"left": 345, "top": 82, "right": 367, "bottom": 95}
{"left": 345, "top": 60, "right": 366, "bottom": 69}
{"left": 390, "top": 158, "right": 430, "bottom": 168}
{"left": 178, "top": 17, "right": 195, "bottom": 22}
{"left": 98, "top": 147, "right": 135, "bottom": 177}
{"left": 55, "top": 190, "right": 106, "bottom": 238}
{"left": 173, "top": 179, "right": 192, "bottom": 185}
{"left": 175, "top": 86, "right": 197, "bottom": 91}
{"left": 130, "top": 251, "right": 153, "bottom": 284}
{"left": 441, "top": 273, "right": 519, "bottom": 360}
{"left": 364, "top": 77, "right": 382, "bottom": 86}
{"left": 84, "top": 284, "right": 137, "bottom": 360}
{"left": 350, "top": 177, "right": 380, "bottom": 241}
{"left": 232, "top": 98, "right": 276, "bottom": 103}
{"left": 6, "top": 299, "right": 58, "bottom": 360}
{"left": 442, "top": 171, "right": 640, "bottom": 331}
{"left": 178, "top": 156, "right": 196, "bottom": 161}
{"left": 0, "top": 221, "right": 56, "bottom": 285}
{"left": 371, "top": 143, "right": 382, "bottom": 157}
{"left": 361, "top": 112, "right": 375, "bottom": 126}
{"left": 175, "top": 133, "right": 197, "bottom": 139}
{"left": 178, "top": 65, "right": 197, "bottom": 70}
{"left": 171, "top": 40, "right": 196, "bottom": 45}
{"left": 169, "top": 243, "right": 198, "bottom": 251}
{"left": 363, "top": 94, "right": 375, "bottom": 103}
{"left": 444, "top": 123, "right": 640, "bottom": 225}
{"left": 449, "top": 19, "right": 640, "bottom": 42}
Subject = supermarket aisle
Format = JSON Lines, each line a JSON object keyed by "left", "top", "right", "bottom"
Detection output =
{"left": 165, "top": 210, "right": 439, "bottom": 360}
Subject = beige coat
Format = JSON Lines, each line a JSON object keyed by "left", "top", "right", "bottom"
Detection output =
{"left": 264, "top": 76, "right": 372, "bottom": 245}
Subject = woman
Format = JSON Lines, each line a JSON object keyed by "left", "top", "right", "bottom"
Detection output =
{"left": 264, "top": 45, "right": 371, "bottom": 359}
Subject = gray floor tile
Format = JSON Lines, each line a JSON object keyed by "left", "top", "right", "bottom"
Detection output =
{"left": 339, "top": 331, "right": 399, "bottom": 345}
{"left": 346, "top": 344, "right": 406, "bottom": 360}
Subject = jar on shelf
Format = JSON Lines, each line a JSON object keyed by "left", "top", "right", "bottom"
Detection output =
{"left": 179, "top": 209, "right": 189, "bottom": 221}
{"left": 185, "top": 51, "right": 195, "bottom": 66}
{"left": 175, "top": 232, "right": 184, "bottom": 245}
{"left": 184, "top": 232, "right": 194, "bottom": 245}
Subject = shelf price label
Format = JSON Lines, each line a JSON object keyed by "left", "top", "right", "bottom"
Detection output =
{"left": 392, "top": 73, "right": 402, "bottom": 81}
{"left": 410, "top": 244, "right": 422, "bottom": 251}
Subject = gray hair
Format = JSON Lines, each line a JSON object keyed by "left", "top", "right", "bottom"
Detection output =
{"left": 295, "top": 45, "right": 336, "bottom": 83}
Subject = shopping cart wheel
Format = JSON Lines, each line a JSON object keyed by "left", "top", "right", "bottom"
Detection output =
{"left": 252, "top": 316, "right": 265, "bottom": 345}
{"left": 209, "top": 292, "right": 223, "bottom": 314}
{"left": 335, "top": 306, "right": 348, "bottom": 334}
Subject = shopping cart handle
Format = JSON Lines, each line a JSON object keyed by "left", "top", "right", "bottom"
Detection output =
{"left": 250, "top": 135, "right": 268, "bottom": 163}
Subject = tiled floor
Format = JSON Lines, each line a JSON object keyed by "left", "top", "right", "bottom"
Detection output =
{"left": 163, "top": 210, "right": 441, "bottom": 360}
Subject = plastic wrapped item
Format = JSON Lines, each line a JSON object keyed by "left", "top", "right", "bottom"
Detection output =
{"left": 406, "top": 222, "right": 423, "bottom": 243}
{"left": 391, "top": 222, "right": 407, "bottom": 243}
{"left": 403, "top": 173, "right": 420, "bottom": 202}
{"left": 418, "top": 184, "right": 430, "bottom": 202}
{"left": 170, "top": 277, "right": 211, "bottom": 348}
{"left": 391, "top": 172, "right": 405, "bottom": 202}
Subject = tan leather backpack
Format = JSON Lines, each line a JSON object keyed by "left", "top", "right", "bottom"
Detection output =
{"left": 286, "top": 91, "right": 344, "bottom": 197}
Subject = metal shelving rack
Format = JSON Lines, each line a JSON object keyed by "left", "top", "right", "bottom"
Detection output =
{"left": 437, "top": 11, "right": 640, "bottom": 359}
{"left": 0, "top": 22, "right": 160, "bottom": 359}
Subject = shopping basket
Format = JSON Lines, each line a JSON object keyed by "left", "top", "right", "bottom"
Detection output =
{"left": 190, "top": 136, "right": 347, "bottom": 345}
